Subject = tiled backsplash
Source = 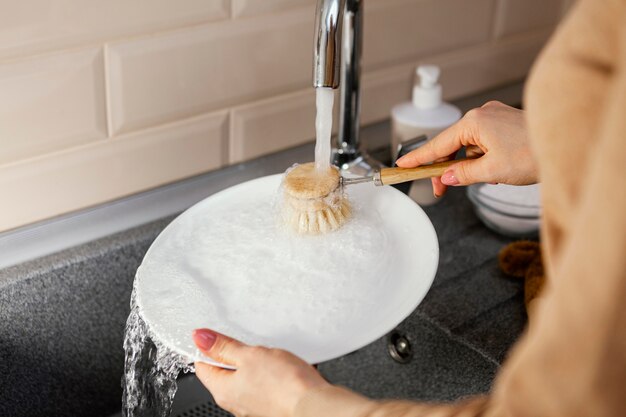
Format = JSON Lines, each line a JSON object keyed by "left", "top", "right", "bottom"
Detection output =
{"left": 0, "top": 0, "right": 569, "bottom": 232}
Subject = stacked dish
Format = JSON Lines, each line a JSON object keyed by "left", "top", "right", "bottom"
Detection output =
{"left": 467, "top": 183, "right": 541, "bottom": 238}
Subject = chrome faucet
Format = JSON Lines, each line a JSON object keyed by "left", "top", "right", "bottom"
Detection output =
{"left": 313, "top": 0, "right": 382, "bottom": 176}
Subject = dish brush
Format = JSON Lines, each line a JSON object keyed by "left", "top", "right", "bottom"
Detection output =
{"left": 281, "top": 163, "right": 351, "bottom": 235}
{"left": 281, "top": 158, "right": 471, "bottom": 235}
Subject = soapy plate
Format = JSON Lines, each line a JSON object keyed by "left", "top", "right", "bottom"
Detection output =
{"left": 135, "top": 174, "right": 438, "bottom": 368}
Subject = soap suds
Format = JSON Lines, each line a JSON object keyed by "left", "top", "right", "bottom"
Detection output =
{"left": 136, "top": 180, "right": 392, "bottom": 359}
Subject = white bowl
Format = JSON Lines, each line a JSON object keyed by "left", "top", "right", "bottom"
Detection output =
{"left": 467, "top": 183, "right": 541, "bottom": 238}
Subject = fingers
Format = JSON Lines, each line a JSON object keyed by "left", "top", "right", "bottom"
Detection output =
{"left": 465, "top": 145, "right": 485, "bottom": 159}
{"left": 192, "top": 329, "right": 248, "bottom": 410}
{"left": 395, "top": 127, "right": 457, "bottom": 167}
{"left": 195, "top": 361, "right": 234, "bottom": 395}
{"left": 193, "top": 328, "right": 247, "bottom": 368}
{"left": 432, "top": 177, "right": 447, "bottom": 198}
{"left": 430, "top": 151, "right": 457, "bottom": 197}
{"left": 395, "top": 120, "right": 470, "bottom": 168}
{"left": 441, "top": 157, "right": 492, "bottom": 186}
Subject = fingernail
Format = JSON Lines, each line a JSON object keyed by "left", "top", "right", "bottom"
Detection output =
{"left": 441, "top": 170, "right": 460, "bottom": 186}
{"left": 433, "top": 191, "right": 440, "bottom": 199}
{"left": 396, "top": 155, "right": 409, "bottom": 165}
{"left": 193, "top": 329, "right": 217, "bottom": 351}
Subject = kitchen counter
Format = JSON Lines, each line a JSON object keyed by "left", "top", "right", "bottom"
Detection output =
{"left": 0, "top": 83, "right": 527, "bottom": 417}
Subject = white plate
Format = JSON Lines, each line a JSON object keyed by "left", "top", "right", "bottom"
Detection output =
{"left": 135, "top": 174, "right": 438, "bottom": 368}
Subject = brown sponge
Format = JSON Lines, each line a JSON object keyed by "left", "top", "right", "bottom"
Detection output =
{"left": 499, "top": 241, "right": 545, "bottom": 312}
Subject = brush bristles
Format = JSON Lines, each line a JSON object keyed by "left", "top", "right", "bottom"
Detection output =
{"left": 283, "top": 196, "right": 351, "bottom": 235}
{"left": 281, "top": 162, "right": 352, "bottom": 235}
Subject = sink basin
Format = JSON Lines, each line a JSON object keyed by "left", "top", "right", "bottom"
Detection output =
{"left": 0, "top": 134, "right": 525, "bottom": 417}
{"left": 109, "top": 375, "right": 230, "bottom": 417}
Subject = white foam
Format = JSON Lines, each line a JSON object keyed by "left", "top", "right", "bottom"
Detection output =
{"left": 183, "top": 196, "right": 385, "bottom": 344}
{"left": 135, "top": 175, "right": 439, "bottom": 365}
{"left": 136, "top": 181, "right": 392, "bottom": 355}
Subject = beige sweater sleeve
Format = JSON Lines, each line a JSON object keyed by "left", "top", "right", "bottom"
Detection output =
{"left": 295, "top": 2, "right": 626, "bottom": 416}
{"left": 488, "top": 7, "right": 626, "bottom": 415}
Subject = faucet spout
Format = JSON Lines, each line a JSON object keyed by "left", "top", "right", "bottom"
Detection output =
{"left": 313, "top": 0, "right": 379, "bottom": 175}
{"left": 337, "top": 0, "right": 362, "bottom": 157}
{"left": 313, "top": 0, "right": 346, "bottom": 88}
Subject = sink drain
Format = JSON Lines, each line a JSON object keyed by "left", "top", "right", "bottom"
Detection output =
{"left": 387, "top": 331, "right": 413, "bottom": 363}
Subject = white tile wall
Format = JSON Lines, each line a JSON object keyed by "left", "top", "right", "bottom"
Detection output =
{"left": 232, "top": 0, "right": 316, "bottom": 18}
{"left": 0, "top": 111, "right": 228, "bottom": 231}
{"left": 231, "top": 88, "right": 343, "bottom": 164}
{"left": 107, "top": 7, "right": 314, "bottom": 135}
{"left": 0, "top": 1, "right": 230, "bottom": 61}
{"left": 0, "top": 48, "right": 107, "bottom": 165}
{"left": 363, "top": 0, "right": 495, "bottom": 70}
{"left": 493, "top": 0, "right": 562, "bottom": 39}
{"left": 367, "top": 30, "right": 552, "bottom": 124}
{"left": 360, "top": 65, "right": 415, "bottom": 126}
{"left": 228, "top": 29, "right": 551, "bottom": 164}
{"left": 231, "top": 89, "right": 317, "bottom": 164}
{"left": 430, "top": 30, "right": 551, "bottom": 98}
{"left": 0, "top": 0, "right": 567, "bottom": 231}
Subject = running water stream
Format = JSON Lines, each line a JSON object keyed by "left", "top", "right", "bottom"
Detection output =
{"left": 121, "top": 87, "right": 337, "bottom": 417}
{"left": 122, "top": 288, "right": 193, "bottom": 417}
{"left": 314, "top": 87, "right": 334, "bottom": 172}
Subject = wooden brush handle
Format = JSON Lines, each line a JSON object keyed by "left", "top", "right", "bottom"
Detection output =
{"left": 378, "top": 158, "right": 469, "bottom": 186}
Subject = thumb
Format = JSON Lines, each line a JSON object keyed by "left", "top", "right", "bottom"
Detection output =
{"left": 441, "top": 157, "right": 491, "bottom": 186}
{"left": 193, "top": 328, "right": 247, "bottom": 367}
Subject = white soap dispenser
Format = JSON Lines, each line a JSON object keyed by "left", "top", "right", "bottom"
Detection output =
{"left": 391, "top": 65, "right": 462, "bottom": 205}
